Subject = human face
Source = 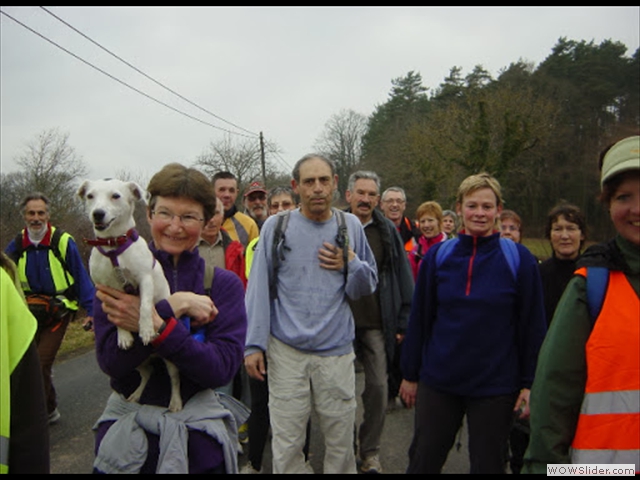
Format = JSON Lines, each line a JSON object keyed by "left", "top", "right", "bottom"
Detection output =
{"left": 418, "top": 213, "right": 441, "bottom": 239}
{"left": 457, "top": 188, "right": 501, "bottom": 238}
{"left": 499, "top": 218, "right": 521, "bottom": 243}
{"left": 442, "top": 215, "right": 456, "bottom": 235}
{"left": 550, "top": 215, "right": 584, "bottom": 260}
{"left": 201, "top": 198, "right": 224, "bottom": 244}
{"left": 269, "top": 193, "right": 295, "bottom": 215}
{"left": 148, "top": 196, "right": 205, "bottom": 262}
{"left": 292, "top": 157, "right": 337, "bottom": 221}
{"left": 24, "top": 199, "right": 50, "bottom": 234}
{"left": 380, "top": 191, "right": 406, "bottom": 226}
{"left": 609, "top": 175, "right": 640, "bottom": 246}
{"left": 244, "top": 191, "right": 268, "bottom": 222}
{"left": 345, "top": 179, "right": 380, "bottom": 224}
{"left": 214, "top": 178, "right": 238, "bottom": 212}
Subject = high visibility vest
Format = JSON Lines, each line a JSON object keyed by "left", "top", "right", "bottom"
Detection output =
{"left": 571, "top": 268, "right": 640, "bottom": 471}
{"left": 16, "top": 227, "right": 78, "bottom": 311}
{"left": 0, "top": 268, "right": 38, "bottom": 473}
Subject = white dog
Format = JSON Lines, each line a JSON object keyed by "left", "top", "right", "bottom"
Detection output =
{"left": 77, "top": 178, "right": 182, "bottom": 412}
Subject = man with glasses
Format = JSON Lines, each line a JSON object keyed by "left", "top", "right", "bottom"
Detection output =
{"left": 380, "top": 187, "right": 420, "bottom": 256}
{"left": 243, "top": 181, "right": 269, "bottom": 230}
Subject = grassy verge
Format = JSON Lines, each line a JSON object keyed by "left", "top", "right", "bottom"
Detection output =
{"left": 56, "top": 314, "right": 95, "bottom": 363}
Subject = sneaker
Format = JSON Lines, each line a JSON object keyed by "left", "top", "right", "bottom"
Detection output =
{"left": 238, "top": 422, "right": 249, "bottom": 445}
{"left": 240, "top": 463, "right": 261, "bottom": 474}
{"left": 360, "top": 454, "right": 382, "bottom": 474}
{"left": 48, "top": 408, "right": 61, "bottom": 424}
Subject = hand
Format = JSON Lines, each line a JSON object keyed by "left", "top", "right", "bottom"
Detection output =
{"left": 514, "top": 388, "right": 531, "bottom": 419}
{"left": 399, "top": 379, "right": 418, "bottom": 409}
{"left": 96, "top": 284, "right": 142, "bottom": 331}
{"left": 318, "top": 242, "right": 355, "bottom": 271}
{"left": 167, "top": 291, "right": 218, "bottom": 327}
{"left": 82, "top": 316, "right": 94, "bottom": 332}
{"left": 245, "top": 351, "right": 267, "bottom": 381}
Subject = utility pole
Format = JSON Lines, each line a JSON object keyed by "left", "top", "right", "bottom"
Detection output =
{"left": 260, "top": 131, "right": 266, "bottom": 183}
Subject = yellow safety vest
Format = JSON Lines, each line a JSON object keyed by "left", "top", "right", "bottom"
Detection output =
{"left": 16, "top": 227, "right": 78, "bottom": 311}
{"left": 1, "top": 268, "right": 38, "bottom": 474}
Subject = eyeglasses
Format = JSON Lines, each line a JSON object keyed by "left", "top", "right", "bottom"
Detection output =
{"left": 152, "top": 210, "right": 204, "bottom": 227}
{"left": 270, "top": 201, "right": 294, "bottom": 210}
{"left": 382, "top": 198, "right": 405, "bottom": 205}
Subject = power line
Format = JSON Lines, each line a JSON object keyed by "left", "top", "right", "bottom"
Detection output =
{"left": 39, "top": 6, "right": 259, "bottom": 138}
{"left": 0, "top": 8, "right": 256, "bottom": 139}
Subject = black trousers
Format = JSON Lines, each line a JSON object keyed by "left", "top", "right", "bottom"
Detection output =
{"left": 407, "top": 382, "right": 518, "bottom": 474}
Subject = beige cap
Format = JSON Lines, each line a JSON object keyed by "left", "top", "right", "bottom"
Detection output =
{"left": 601, "top": 135, "right": 640, "bottom": 188}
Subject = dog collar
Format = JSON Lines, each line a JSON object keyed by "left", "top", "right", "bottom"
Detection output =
{"left": 84, "top": 228, "right": 139, "bottom": 247}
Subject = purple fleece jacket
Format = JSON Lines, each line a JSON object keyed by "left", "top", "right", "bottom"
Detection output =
{"left": 93, "top": 244, "right": 247, "bottom": 473}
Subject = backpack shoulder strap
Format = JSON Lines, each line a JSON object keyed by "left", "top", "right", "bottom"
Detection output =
{"left": 435, "top": 237, "right": 459, "bottom": 268}
{"left": 269, "top": 210, "right": 291, "bottom": 300}
{"left": 334, "top": 209, "right": 349, "bottom": 283}
{"left": 498, "top": 237, "right": 520, "bottom": 281}
{"left": 10, "top": 232, "right": 23, "bottom": 264}
{"left": 585, "top": 266, "right": 609, "bottom": 325}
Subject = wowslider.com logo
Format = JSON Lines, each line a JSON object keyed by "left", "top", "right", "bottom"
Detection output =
{"left": 547, "top": 464, "right": 636, "bottom": 476}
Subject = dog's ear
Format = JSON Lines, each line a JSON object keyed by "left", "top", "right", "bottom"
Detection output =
{"left": 128, "top": 182, "right": 148, "bottom": 205}
{"left": 77, "top": 180, "right": 90, "bottom": 200}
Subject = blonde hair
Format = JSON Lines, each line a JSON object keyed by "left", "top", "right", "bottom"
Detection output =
{"left": 456, "top": 172, "right": 503, "bottom": 207}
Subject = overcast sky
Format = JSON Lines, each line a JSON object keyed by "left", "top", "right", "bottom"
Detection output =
{"left": 1, "top": 6, "right": 639, "bottom": 182}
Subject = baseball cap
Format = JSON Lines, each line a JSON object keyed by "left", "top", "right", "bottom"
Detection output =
{"left": 601, "top": 135, "right": 640, "bottom": 188}
{"left": 244, "top": 181, "right": 267, "bottom": 197}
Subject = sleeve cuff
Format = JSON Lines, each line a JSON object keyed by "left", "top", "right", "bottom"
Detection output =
{"left": 151, "top": 317, "right": 177, "bottom": 347}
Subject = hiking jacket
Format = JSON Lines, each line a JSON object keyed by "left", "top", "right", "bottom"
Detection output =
{"left": 1, "top": 268, "right": 49, "bottom": 474}
{"left": 5, "top": 224, "right": 94, "bottom": 313}
{"left": 222, "top": 206, "right": 259, "bottom": 248}
{"left": 93, "top": 244, "right": 247, "bottom": 474}
{"left": 401, "top": 231, "right": 546, "bottom": 397}
{"left": 523, "top": 235, "right": 640, "bottom": 473}
{"left": 408, "top": 231, "right": 447, "bottom": 280}
{"left": 346, "top": 208, "right": 414, "bottom": 367}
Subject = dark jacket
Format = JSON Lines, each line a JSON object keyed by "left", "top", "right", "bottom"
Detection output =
{"left": 347, "top": 208, "right": 414, "bottom": 366}
{"left": 401, "top": 232, "right": 547, "bottom": 396}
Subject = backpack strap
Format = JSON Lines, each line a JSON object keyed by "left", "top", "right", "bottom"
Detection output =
{"left": 435, "top": 237, "right": 459, "bottom": 268}
{"left": 269, "top": 210, "right": 291, "bottom": 301}
{"left": 333, "top": 208, "right": 349, "bottom": 284}
{"left": 498, "top": 238, "right": 520, "bottom": 281}
{"left": 585, "top": 266, "right": 609, "bottom": 325}
{"left": 435, "top": 236, "right": 519, "bottom": 282}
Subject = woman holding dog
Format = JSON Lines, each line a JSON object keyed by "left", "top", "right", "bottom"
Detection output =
{"left": 91, "top": 163, "right": 248, "bottom": 474}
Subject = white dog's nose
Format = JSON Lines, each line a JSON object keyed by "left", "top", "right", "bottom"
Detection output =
{"left": 93, "top": 209, "right": 106, "bottom": 222}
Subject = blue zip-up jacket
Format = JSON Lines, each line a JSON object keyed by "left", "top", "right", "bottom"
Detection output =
{"left": 401, "top": 232, "right": 547, "bottom": 397}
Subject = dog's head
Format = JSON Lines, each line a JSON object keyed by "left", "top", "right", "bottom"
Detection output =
{"left": 77, "top": 178, "right": 147, "bottom": 237}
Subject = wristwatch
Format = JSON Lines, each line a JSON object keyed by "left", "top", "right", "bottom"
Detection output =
{"left": 152, "top": 320, "right": 167, "bottom": 340}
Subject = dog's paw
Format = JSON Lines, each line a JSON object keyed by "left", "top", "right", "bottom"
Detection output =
{"left": 127, "top": 388, "right": 143, "bottom": 404}
{"left": 118, "top": 329, "right": 134, "bottom": 350}
{"left": 139, "top": 323, "right": 156, "bottom": 345}
{"left": 168, "top": 394, "right": 183, "bottom": 412}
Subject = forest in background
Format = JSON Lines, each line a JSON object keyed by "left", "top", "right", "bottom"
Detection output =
{"left": 2, "top": 37, "right": 638, "bottom": 259}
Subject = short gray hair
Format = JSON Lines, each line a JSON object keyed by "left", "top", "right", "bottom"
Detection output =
{"left": 381, "top": 186, "right": 406, "bottom": 202}
{"left": 347, "top": 171, "right": 381, "bottom": 193}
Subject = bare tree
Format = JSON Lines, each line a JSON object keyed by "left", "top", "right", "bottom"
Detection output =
{"left": 313, "top": 109, "right": 368, "bottom": 197}
{"left": 194, "top": 134, "right": 283, "bottom": 188}
{"left": 0, "top": 128, "right": 91, "bottom": 256}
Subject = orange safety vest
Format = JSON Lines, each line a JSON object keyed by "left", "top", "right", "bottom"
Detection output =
{"left": 571, "top": 268, "right": 640, "bottom": 471}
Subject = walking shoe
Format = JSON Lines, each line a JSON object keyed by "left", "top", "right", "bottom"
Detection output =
{"left": 48, "top": 408, "right": 61, "bottom": 424}
{"left": 240, "top": 462, "right": 261, "bottom": 474}
{"left": 360, "top": 454, "right": 382, "bottom": 474}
